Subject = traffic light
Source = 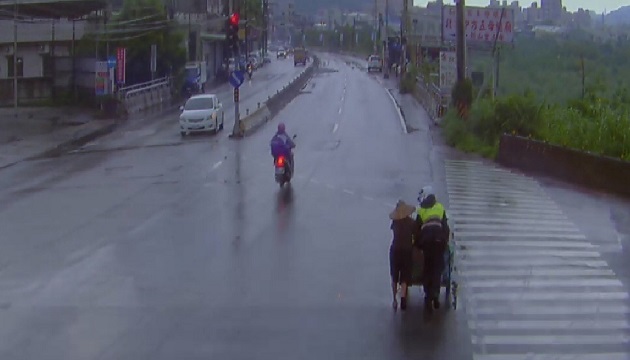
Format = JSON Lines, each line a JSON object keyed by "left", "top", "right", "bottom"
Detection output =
{"left": 226, "top": 12, "right": 240, "bottom": 54}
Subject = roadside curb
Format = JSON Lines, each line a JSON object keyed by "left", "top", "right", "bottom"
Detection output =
{"left": 30, "top": 121, "right": 119, "bottom": 160}
{"left": 0, "top": 121, "right": 119, "bottom": 171}
{"left": 385, "top": 88, "right": 409, "bottom": 134}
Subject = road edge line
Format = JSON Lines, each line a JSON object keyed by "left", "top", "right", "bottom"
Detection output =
{"left": 385, "top": 88, "right": 408, "bottom": 134}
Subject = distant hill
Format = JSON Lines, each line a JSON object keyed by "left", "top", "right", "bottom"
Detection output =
{"left": 606, "top": 6, "right": 630, "bottom": 25}
{"left": 294, "top": 0, "right": 369, "bottom": 15}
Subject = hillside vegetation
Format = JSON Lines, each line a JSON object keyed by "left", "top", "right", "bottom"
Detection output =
{"left": 445, "top": 33, "right": 630, "bottom": 161}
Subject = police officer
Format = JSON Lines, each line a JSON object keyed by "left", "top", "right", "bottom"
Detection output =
{"left": 415, "top": 186, "right": 450, "bottom": 312}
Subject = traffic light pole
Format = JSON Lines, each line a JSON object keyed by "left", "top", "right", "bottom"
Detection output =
{"left": 232, "top": 87, "right": 241, "bottom": 136}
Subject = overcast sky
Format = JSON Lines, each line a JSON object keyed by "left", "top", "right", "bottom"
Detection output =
{"left": 412, "top": 0, "right": 628, "bottom": 13}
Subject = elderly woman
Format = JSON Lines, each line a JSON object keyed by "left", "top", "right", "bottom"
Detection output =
{"left": 389, "top": 200, "right": 417, "bottom": 311}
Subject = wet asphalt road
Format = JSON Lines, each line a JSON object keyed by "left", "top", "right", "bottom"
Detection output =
{"left": 0, "top": 53, "right": 629, "bottom": 360}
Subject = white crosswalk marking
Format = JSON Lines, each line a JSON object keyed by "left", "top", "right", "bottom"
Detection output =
{"left": 446, "top": 160, "right": 630, "bottom": 359}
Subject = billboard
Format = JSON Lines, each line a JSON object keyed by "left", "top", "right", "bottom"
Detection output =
{"left": 442, "top": 6, "right": 515, "bottom": 43}
{"left": 95, "top": 61, "right": 108, "bottom": 96}
{"left": 439, "top": 50, "right": 457, "bottom": 93}
{"left": 116, "top": 47, "right": 126, "bottom": 85}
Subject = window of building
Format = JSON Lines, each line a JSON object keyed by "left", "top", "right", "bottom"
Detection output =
{"left": 6, "top": 56, "right": 23, "bottom": 77}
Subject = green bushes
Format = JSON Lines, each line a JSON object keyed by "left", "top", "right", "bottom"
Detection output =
{"left": 400, "top": 66, "right": 419, "bottom": 94}
{"left": 443, "top": 94, "right": 630, "bottom": 161}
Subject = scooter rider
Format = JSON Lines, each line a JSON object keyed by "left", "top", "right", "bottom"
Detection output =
{"left": 415, "top": 185, "right": 450, "bottom": 312}
{"left": 270, "top": 123, "right": 296, "bottom": 175}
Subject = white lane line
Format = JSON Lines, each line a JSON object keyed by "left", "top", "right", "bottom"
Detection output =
{"left": 212, "top": 160, "right": 223, "bottom": 170}
{"left": 343, "top": 189, "right": 355, "bottom": 195}
{"left": 332, "top": 123, "right": 339, "bottom": 133}
{"left": 338, "top": 107, "right": 342, "bottom": 114}
{"left": 384, "top": 88, "right": 407, "bottom": 134}
{"left": 469, "top": 319, "right": 630, "bottom": 331}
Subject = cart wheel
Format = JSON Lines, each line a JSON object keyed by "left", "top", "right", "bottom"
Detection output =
{"left": 445, "top": 279, "right": 452, "bottom": 310}
{"left": 452, "top": 281, "right": 458, "bottom": 310}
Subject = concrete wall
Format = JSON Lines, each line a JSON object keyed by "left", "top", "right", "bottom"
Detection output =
{"left": 0, "top": 19, "right": 86, "bottom": 44}
{"left": 497, "top": 134, "right": 630, "bottom": 198}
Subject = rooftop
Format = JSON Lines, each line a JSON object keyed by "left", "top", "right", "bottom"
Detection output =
{"left": 0, "top": 0, "right": 106, "bottom": 19}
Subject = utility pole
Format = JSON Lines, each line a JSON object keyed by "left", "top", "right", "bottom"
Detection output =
{"left": 13, "top": 0, "right": 18, "bottom": 117}
{"left": 373, "top": 0, "right": 377, "bottom": 53}
{"left": 455, "top": 0, "right": 466, "bottom": 82}
{"left": 263, "top": 0, "right": 268, "bottom": 57}
{"left": 401, "top": 0, "right": 409, "bottom": 78}
{"left": 384, "top": 0, "right": 389, "bottom": 77}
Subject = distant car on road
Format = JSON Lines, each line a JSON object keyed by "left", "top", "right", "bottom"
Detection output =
{"left": 293, "top": 47, "right": 307, "bottom": 66}
{"left": 277, "top": 49, "right": 287, "bottom": 59}
{"left": 367, "top": 55, "right": 383, "bottom": 73}
{"left": 179, "top": 94, "right": 224, "bottom": 137}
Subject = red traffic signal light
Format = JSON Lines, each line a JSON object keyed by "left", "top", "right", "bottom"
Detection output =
{"left": 229, "top": 13, "right": 239, "bottom": 26}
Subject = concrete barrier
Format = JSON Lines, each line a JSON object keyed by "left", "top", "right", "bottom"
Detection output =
{"left": 234, "top": 56, "right": 319, "bottom": 137}
{"left": 497, "top": 134, "right": 630, "bottom": 198}
{"left": 240, "top": 105, "right": 273, "bottom": 135}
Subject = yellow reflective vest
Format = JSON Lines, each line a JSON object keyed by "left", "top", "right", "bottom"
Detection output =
{"left": 417, "top": 202, "right": 446, "bottom": 224}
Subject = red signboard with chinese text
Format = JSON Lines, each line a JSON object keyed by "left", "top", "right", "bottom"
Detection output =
{"left": 116, "top": 47, "right": 126, "bottom": 85}
{"left": 442, "top": 6, "right": 514, "bottom": 44}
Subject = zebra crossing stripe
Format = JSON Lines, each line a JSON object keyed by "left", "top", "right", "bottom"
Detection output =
{"left": 469, "top": 320, "right": 630, "bottom": 330}
{"left": 473, "top": 354, "right": 630, "bottom": 360}
{"left": 459, "top": 240, "right": 595, "bottom": 248}
{"left": 461, "top": 268, "right": 615, "bottom": 277}
{"left": 445, "top": 159, "right": 629, "bottom": 360}
{"left": 465, "top": 291, "right": 629, "bottom": 301}
{"left": 460, "top": 258, "right": 610, "bottom": 268}
{"left": 472, "top": 334, "right": 630, "bottom": 345}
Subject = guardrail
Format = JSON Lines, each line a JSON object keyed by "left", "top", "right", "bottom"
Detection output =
{"left": 118, "top": 77, "right": 173, "bottom": 114}
{"left": 414, "top": 74, "right": 449, "bottom": 122}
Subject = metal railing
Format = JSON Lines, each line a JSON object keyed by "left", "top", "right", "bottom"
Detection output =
{"left": 118, "top": 77, "right": 172, "bottom": 114}
{"left": 117, "top": 77, "right": 170, "bottom": 98}
{"left": 415, "top": 74, "right": 449, "bottom": 121}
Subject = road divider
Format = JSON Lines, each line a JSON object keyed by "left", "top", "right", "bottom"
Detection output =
{"left": 234, "top": 57, "right": 319, "bottom": 137}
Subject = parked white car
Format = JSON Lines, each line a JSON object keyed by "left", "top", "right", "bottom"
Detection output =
{"left": 367, "top": 55, "right": 383, "bottom": 72}
{"left": 179, "top": 94, "right": 224, "bottom": 136}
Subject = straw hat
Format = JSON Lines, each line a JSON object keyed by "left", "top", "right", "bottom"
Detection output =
{"left": 389, "top": 200, "right": 416, "bottom": 220}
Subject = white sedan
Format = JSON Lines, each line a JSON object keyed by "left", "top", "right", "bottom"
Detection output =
{"left": 179, "top": 94, "right": 225, "bottom": 136}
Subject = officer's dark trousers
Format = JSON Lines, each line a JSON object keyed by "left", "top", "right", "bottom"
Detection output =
{"left": 422, "top": 240, "right": 446, "bottom": 301}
